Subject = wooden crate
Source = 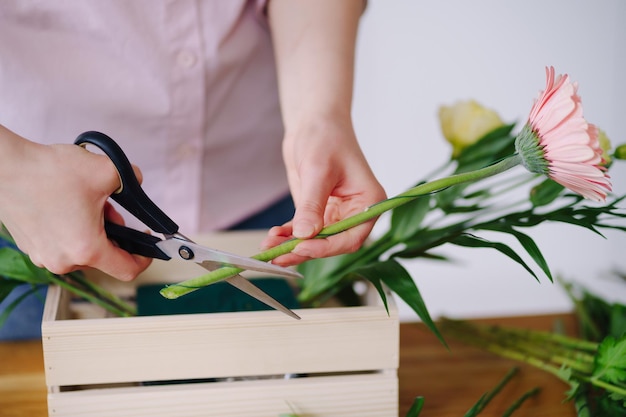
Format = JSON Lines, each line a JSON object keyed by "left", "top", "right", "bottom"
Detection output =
{"left": 41, "top": 231, "right": 399, "bottom": 417}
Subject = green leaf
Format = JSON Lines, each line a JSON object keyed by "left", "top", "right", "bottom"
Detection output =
{"left": 0, "top": 278, "right": 23, "bottom": 304}
{"left": 610, "top": 304, "right": 626, "bottom": 339}
{"left": 455, "top": 123, "right": 517, "bottom": 171}
{"left": 434, "top": 179, "right": 491, "bottom": 214}
{"left": 598, "top": 393, "right": 626, "bottom": 416}
{"left": 438, "top": 203, "right": 486, "bottom": 214}
{"left": 449, "top": 233, "right": 540, "bottom": 282}
{"left": 547, "top": 212, "right": 605, "bottom": 237}
{"left": 479, "top": 224, "right": 553, "bottom": 281}
{"left": 0, "top": 247, "right": 53, "bottom": 284}
{"left": 435, "top": 124, "right": 517, "bottom": 211}
{"left": 297, "top": 235, "right": 398, "bottom": 304}
{"left": 563, "top": 281, "right": 616, "bottom": 342}
{"left": 297, "top": 252, "right": 352, "bottom": 280}
{"left": 593, "top": 335, "right": 626, "bottom": 386}
{"left": 297, "top": 252, "right": 364, "bottom": 303}
{"left": 350, "top": 265, "right": 390, "bottom": 314}
{"left": 434, "top": 183, "right": 471, "bottom": 212}
{"left": 557, "top": 366, "right": 584, "bottom": 403}
{"left": 393, "top": 221, "right": 469, "bottom": 259}
{"left": 390, "top": 194, "right": 431, "bottom": 241}
{"left": 0, "top": 284, "right": 43, "bottom": 328}
{"left": 405, "top": 396, "right": 425, "bottom": 417}
{"left": 363, "top": 260, "right": 446, "bottom": 347}
{"left": 530, "top": 179, "right": 565, "bottom": 207}
{"left": 0, "top": 226, "right": 16, "bottom": 244}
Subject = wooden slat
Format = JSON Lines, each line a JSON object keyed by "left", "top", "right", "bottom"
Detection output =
{"left": 2, "top": 315, "right": 582, "bottom": 417}
{"left": 47, "top": 372, "right": 397, "bottom": 417}
{"left": 42, "top": 286, "right": 399, "bottom": 386}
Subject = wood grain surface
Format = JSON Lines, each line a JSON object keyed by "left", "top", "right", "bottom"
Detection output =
{"left": 398, "top": 313, "right": 578, "bottom": 417}
{"left": 1, "top": 314, "right": 579, "bottom": 417}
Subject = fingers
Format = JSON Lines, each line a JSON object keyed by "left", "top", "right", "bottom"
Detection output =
{"left": 25, "top": 234, "right": 152, "bottom": 281}
{"left": 99, "top": 202, "right": 153, "bottom": 280}
{"left": 103, "top": 202, "right": 125, "bottom": 225}
{"left": 261, "top": 224, "right": 293, "bottom": 248}
{"left": 290, "top": 165, "right": 335, "bottom": 239}
{"left": 262, "top": 217, "right": 377, "bottom": 267}
{"left": 91, "top": 241, "right": 153, "bottom": 281}
{"left": 1, "top": 139, "right": 152, "bottom": 281}
{"left": 132, "top": 164, "right": 143, "bottom": 185}
{"left": 283, "top": 223, "right": 375, "bottom": 266}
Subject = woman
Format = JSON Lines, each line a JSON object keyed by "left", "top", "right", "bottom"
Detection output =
{"left": 0, "top": 0, "right": 386, "bottom": 282}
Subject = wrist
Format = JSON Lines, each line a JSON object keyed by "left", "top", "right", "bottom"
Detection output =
{"left": 282, "top": 110, "right": 354, "bottom": 143}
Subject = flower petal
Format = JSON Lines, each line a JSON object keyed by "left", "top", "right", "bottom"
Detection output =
{"left": 546, "top": 145, "right": 597, "bottom": 163}
{"left": 517, "top": 67, "right": 612, "bottom": 201}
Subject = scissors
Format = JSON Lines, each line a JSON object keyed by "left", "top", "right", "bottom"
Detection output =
{"left": 75, "top": 131, "right": 301, "bottom": 320}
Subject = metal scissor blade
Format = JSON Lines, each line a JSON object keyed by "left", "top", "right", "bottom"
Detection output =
{"left": 224, "top": 274, "right": 300, "bottom": 320}
{"left": 156, "top": 239, "right": 303, "bottom": 279}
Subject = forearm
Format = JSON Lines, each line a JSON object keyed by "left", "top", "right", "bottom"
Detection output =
{"left": 0, "top": 125, "right": 29, "bottom": 179}
{"left": 262, "top": 0, "right": 385, "bottom": 261}
{"left": 0, "top": 125, "right": 43, "bottom": 201}
{"left": 267, "top": 0, "right": 365, "bottom": 132}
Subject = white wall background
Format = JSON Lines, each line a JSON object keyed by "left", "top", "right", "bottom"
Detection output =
{"left": 352, "top": 0, "right": 626, "bottom": 321}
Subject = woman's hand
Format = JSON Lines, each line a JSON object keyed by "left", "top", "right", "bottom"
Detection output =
{"left": 263, "top": 117, "right": 386, "bottom": 266}
{"left": 264, "top": 0, "right": 385, "bottom": 265}
{"left": 0, "top": 125, "right": 151, "bottom": 280}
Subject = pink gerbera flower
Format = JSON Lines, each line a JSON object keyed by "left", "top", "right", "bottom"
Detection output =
{"left": 515, "top": 66, "right": 612, "bottom": 201}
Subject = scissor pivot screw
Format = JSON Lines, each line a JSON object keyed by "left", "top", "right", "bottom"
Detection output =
{"left": 178, "top": 246, "right": 195, "bottom": 260}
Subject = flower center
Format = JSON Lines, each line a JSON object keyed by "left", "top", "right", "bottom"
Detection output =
{"left": 514, "top": 124, "right": 549, "bottom": 175}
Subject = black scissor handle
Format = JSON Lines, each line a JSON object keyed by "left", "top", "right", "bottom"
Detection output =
{"left": 104, "top": 221, "right": 171, "bottom": 260}
{"left": 75, "top": 131, "right": 179, "bottom": 236}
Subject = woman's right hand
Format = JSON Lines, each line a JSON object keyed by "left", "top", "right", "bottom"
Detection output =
{"left": 0, "top": 125, "right": 151, "bottom": 281}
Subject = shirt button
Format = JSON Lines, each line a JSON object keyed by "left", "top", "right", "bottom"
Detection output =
{"left": 177, "top": 50, "right": 197, "bottom": 68}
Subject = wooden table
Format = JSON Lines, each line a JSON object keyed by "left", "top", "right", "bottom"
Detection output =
{"left": 398, "top": 313, "right": 577, "bottom": 417}
{"left": 1, "top": 314, "right": 578, "bottom": 417}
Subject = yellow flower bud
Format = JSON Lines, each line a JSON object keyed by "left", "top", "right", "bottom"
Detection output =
{"left": 597, "top": 128, "right": 612, "bottom": 166}
{"left": 438, "top": 100, "right": 505, "bottom": 158}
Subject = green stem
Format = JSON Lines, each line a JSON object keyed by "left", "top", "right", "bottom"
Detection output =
{"left": 559, "top": 279, "right": 603, "bottom": 341}
{"left": 441, "top": 319, "right": 626, "bottom": 399}
{"left": 501, "top": 387, "right": 541, "bottom": 417}
{"left": 441, "top": 319, "right": 595, "bottom": 372}
{"left": 48, "top": 275, "right": 135, "bottom": 317}
{"left": 479, "top": 339, "right": 566, "bottom": 379}
{"left": 160, "top": 155, "right": 522, "bottom": 299}
{"left": 573, "top": 390, "right": 592, "bottom": 417}
{"left": 66, "top": 271, "right": 136, "bottom": 315}
{"left": 470, "top": 367, "right": 520, "bottom": 415}
{"left": 587, "top": 376, "right": 626, "bottom": 397}
{"left": 502, "top": 326, "right": 598, "bottom": 352}
{"left": 297, "top": 231, "right": 399, "bottom": 304}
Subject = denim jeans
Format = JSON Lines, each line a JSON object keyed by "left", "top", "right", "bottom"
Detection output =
{"left": 226, "top": 194, "right": 295, "bottom": 230}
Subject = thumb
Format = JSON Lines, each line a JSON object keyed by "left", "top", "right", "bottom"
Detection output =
{"left": 292, "top": 173, "right": 333, "bottom": 239}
